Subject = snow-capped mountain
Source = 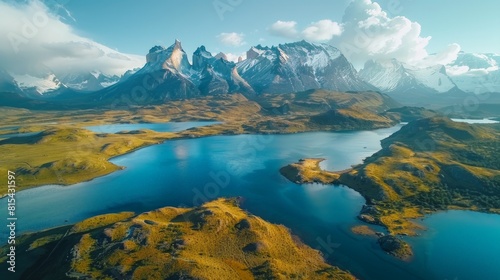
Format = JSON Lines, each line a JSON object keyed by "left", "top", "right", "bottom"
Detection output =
{"left": 10, "top": 66, "right": 66, "bottom": 96}
{"left": 102, "top": 40, "right": 201, "bottom": 102}
{"left": 446, "top": 52, "right": 500, "bottom": 94}
{"left": 59, "top": 71, "right": 122, "bottom": 92}
{"left": 100, "top": 40, "right": 375, "bottom": 104}
{"left": 193, "top": 46, "right": 254, "bottom": 95}
{"left": 2, "top": 32, "right": 144, "bottom": 95}
{"left": 237, "top": 40, "right": 375, "bottom": 93}
{"left": 359, "top": 59, "right": 459, "bottom": 95}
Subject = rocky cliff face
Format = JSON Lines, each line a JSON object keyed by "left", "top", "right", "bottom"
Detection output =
{"left": 237, "top": 40, "right": 375, "bottom": 94}
{"left": 95, "top": 40, "right": 376, "bottom": 104}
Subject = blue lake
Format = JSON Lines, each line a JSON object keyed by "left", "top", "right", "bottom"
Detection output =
{"left": 409, "top": 211, "right": 500, "bottom": 280}
{"left": 1, "top": 123, "right": 499, "bottom": 279}
{"left": 451, "top": 118, "right": 499, "bottom": 124}
{"left": 0, "top": 132, "right": 40, "bottom": 139}
{"left": 85, "top": 121, "right": 221, "bottom": 133}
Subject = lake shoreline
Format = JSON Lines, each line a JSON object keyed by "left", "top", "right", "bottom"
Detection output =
{"left": 0, "top": 121, "right": 400, "bottom": 197}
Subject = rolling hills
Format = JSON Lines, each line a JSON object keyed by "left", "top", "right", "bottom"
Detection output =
{"left": 0, "top": 198, "right": 355, "bottom": 280}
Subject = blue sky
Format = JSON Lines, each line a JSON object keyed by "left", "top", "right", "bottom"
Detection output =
{"left": 1, "top": 0, "right": 499, "bottom": 75}
{"left": 61, "top": 0, "right": 500, "bottom": 56}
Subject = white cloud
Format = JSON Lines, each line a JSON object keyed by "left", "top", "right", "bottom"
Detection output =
{"left": 269, "top": 19, "right": 342, "bottom": 42}
{"left": 330, "top": 0, "right": 461, "bottom": 68}
{"left": 217, "top": 32, "right": 246, "bottom": 47}
{"left": 0, "top": 1, "right": 144, "bottom": 76}
{"left": 301, "top": 20, "right": 342, "bottom": 42}
{"left": 446, "top": 65, "right": 470, "bottom": 76}
{"left": 269, "top": 20, "right": 299, "bottom": 39}
{"left": 332, "top": 0, "right": 430, "bottom": 66}
{"left": 419, "top": 43, "right": 461, "bottom": 68}
{"left": 267, "top": 1, "right": 463, "bottom": 70}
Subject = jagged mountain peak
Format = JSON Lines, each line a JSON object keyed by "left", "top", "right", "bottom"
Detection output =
{"left": 214, "top": 52, "right": 228, "bottom": 61}
{"left": 194, "top": 45, "right": 210, "bottom": 56}
{"left": 141, "top": 40, "right": 192, "bottom": 75}
{"left": 237, "top": 40, "right": 371, "bottom": 94}
{"left": 174, "top": 38, "right": 182, "bottom": 48}
{"left": 88, "top": 40, "right": 377, "bottom": 103}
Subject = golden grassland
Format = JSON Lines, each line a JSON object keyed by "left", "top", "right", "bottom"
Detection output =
{"left": 0, "top": 128, "right": 172, "bottom": 195}
{"left": 70, "top": 212, "right": 136, "bottom": 234}
{"left": 280, "top": 118, "right": 500, "bottom": 260}
{"left": 333, "top": 118, "right": 500, "bottom": 235}
{"left": 1, "top": 198, "right": 356, "bottom": 280}
{"left": 0, "top": 91, "right": 399, "bottom": 196}
{"left": 279, "top": 158, "right": 342, "bottom": 184}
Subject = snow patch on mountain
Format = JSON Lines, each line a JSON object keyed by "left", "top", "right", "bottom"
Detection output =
{"left": 11, "top": 73, "right": 63, "bottom": 95}
{"left": 237, "top": 40, "right": 371, "bottom": 94}
{"left": 360, "top": 59, "right": 457, "bottom": 94}
{"left": 358, "top": 59, "right": 405, "bottom": 92}
{"left": 446, "top": 52, "right": 500, "bottom": 93}
{"left": 406, "top": 65, "right": 456, "bottom": 93}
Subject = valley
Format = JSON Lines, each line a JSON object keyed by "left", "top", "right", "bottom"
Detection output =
{"left": 0, "top": 8, "right": 499, "bottom": 278}
{"left": 0, "top": 90, "right": 399, "bottom": 196}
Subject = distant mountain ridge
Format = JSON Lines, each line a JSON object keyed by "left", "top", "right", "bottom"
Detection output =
{"left": 447, "top": 52, "right": 500, "bottom": 94}
{"left": 2, "top": 39, "right": 500, "bottom": 109}
{"left": 359, "top": 59, "right": 459, "bottom": 95}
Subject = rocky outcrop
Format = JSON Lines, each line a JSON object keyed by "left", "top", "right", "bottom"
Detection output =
{"left": 377, "top": 235, "right": 413, "bottom": 261}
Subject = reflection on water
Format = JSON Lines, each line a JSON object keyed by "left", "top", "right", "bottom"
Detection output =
{"left": 1, "top": 123, "right": 498, "bottom": 279}
{"left": 85, "top": 121, "right": 221, "bottom": 133}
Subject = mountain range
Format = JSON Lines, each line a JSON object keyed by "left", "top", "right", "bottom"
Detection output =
{"left": 1, "top": 40, "right": 499, "bottom": 108}
{"left": 447, "top": 52, "right": 500, "bottom": 94}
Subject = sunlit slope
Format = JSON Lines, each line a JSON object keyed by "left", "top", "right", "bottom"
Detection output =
{"left": 0, "top": 198, "right": 355, "bottom": 280}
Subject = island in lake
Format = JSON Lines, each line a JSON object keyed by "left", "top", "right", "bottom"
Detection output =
{"left": 1, "top": 3, "right": 500, "bottom": 277}
{"left": 280, "top": 117, "right": 500, "bottom": 260}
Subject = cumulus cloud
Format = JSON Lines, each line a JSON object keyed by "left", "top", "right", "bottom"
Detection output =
{"left": 266, "top": 1, "right": 464, "bottom": 70}
{"left": 217, "top": 32, "right": 246, "bottom": 47}
{"left": 333, "top": 0, "right": 429, "bottom": 65}
{"left": 269, "top": 19, "right": 342, "bottom": 42}
{"left": 301, "top": 20, "right": 342, "bottom": 42}
{"left": 0, "top": 0, "right": 144, "bottom": 76}
{"left": 419, "top": 43, "right": 461, "bottom": 67}
{"left": 269, "top": 21, "right": 299, "bottom": 39}
{"left": 331, "top": 0, "right": 460, "bottom": 68}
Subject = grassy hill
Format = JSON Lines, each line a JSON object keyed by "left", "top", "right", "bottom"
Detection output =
{"left": 383, "top": 106, "right": 440, "bottom": 122}
{"left": 339, "top": 117, "right": 500, "bottom": 235}
{"left": 279, "top": 117, "right": 499, "bottom": 259}
{"left": 0, "top": 198, "right": 355, "bottom": 280}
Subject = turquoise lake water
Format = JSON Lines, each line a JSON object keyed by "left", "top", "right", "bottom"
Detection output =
{"left": 409, "top": 210, "right": 500, "bottom": 280}
{"left": 1, "top": 122, "right": 499, "bottom": 279}
{"left": 85, "top": 121, "right": 221, "bottom": 133}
